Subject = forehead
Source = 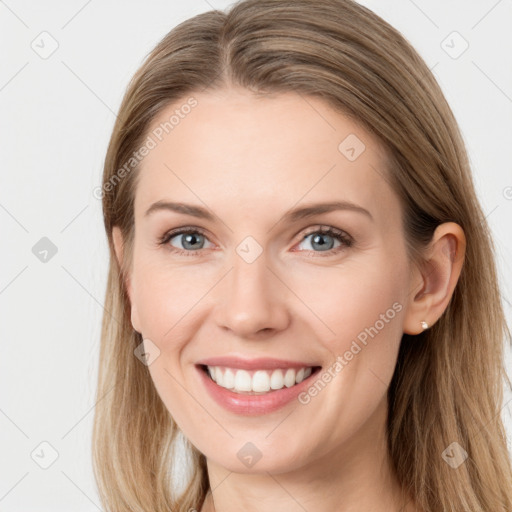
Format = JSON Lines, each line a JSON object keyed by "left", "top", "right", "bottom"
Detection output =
{"left": 134, "top": 88, "right": 398, "bottom": 224}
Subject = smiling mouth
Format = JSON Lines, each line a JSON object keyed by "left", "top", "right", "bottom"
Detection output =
{"left": 199, "top": 364, "right": 322, "bottom": 395}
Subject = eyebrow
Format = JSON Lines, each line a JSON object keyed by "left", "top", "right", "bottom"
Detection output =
{"left": 144, "top": 200, "right": 373, "bottom": 223}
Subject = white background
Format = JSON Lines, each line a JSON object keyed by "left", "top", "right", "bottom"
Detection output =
{"left": 1, "top": 0, "right": 511, "bottom": 509}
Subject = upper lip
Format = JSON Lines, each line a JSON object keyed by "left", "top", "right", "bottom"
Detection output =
{"left": 196, "top": 356, "right": 321, "bottom": 371}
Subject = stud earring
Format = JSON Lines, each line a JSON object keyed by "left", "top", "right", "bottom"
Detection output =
{"left": 420, "top": 321, "right": 429, "bottom": 330}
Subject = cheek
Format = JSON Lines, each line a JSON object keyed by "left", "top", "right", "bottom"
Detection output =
{"left": 130, "top": 250, "right": 212, "bottom": 341}
{"left": 129, "top": 257, "right": 208, "bottom": 430}
{"left": 293, "top": 256, "right": 407, "bottom": 395}
{"left": 290, "top": 255, "right": 406, "bottom": 341}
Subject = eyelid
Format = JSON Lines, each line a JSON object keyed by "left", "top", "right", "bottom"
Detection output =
{"left": 158, "top": 226, "right": 213, "bottom": 252}
{"left": 292, "top": 225, "right": 353, "bottom": 255}
{"left": 158, "top": 224, "right": 353, "bottom": 256}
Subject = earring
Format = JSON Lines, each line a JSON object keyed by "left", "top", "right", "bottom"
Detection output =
{"left": 420, "top": 321, "right": 429, "bottom": 330}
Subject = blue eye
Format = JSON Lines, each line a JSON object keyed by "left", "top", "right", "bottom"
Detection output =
{"left": 158, "top": 225, "right": 353, "bottom": 257}
{"left": 296, "top": 227, "right": 353, "bottom": 254}
{"left": 159, "top": 228, "right": 213, "bottom": 255}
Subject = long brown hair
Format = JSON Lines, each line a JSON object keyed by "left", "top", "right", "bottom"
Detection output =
{"left": 92, "top": 1, "right": 512, "bottom": 510}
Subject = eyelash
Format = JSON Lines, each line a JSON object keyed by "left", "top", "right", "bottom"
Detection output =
{"left": 157, "top": 225, "right": 353, "bottom": 257}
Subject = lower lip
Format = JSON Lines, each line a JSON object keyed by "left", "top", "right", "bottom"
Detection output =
{"left": 196, "top": 365, "right": 321, "bottom": 416}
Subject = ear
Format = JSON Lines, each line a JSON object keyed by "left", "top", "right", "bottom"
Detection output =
{"left": 403, "top": 222, "right": 466, "bottom": 335}
{"left": 112, "top": 226, "right": 141, "bottom": 333}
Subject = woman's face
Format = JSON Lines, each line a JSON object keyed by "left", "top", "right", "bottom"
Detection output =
{"left": 117, "top": 86, "right": 419, "bottom": 474}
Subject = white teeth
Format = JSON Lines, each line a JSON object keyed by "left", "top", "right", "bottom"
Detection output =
{"left": 234, "top": 370, "right": 252, "bottom": 391}
{"left": 270, "top": 369, "right": 284, "bottom": 390}
{"left": 223, "top": 368, "right": 235, "bottom": 389}
{"left": 284, "top": 368, "right": 296, "bottom": 388}
{"left": 252, "top": 370, "right": 270, "bottom": 392}
{"left": 205, "top": 365, "right": 315, "bottom": 394}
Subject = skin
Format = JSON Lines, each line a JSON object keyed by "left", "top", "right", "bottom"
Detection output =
{"left": 113, "top": 85, "right": 465, "bottom": 512}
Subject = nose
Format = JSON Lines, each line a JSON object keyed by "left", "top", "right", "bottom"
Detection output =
{"left": 213, "top": 251, "right": 291, "bottom": 339}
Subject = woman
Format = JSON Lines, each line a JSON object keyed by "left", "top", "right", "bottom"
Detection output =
{"left": 92, "top": 0, "right": 512, "bottom": 511}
